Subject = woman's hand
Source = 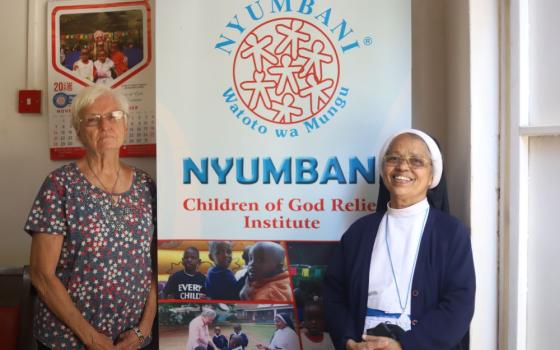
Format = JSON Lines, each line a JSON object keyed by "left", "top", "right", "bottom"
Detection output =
{"left": 255, "top": 344, "right": 268, "bottom": 350}
{"left": 346, "top": 336, "right": 403, "bottom": 350}
{"left": 30, "top": 233, "right": 116, "bottom": 350}
{"left": 114, "top": 329, "right": 140, "bottom": 350}
{"left": 85, "top": 332, "right": 115, "bottom": 350}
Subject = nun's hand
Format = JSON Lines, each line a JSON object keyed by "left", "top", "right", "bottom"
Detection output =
{"left": 345, "top": 336, "right": 403, "bottom": 350}
{"left": 361, "top": 335, "right": 402, "bottom": 350}
{"left": 346, "top": 337, "right": 390, "bottom": 350}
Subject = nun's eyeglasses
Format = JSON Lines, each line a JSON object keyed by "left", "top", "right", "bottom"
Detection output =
{"left": 383, "top": 154, "right": 432, "bottom": 169}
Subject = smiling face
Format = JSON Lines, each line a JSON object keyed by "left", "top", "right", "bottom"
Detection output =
{"left": 210, "top": 242, "right": 232, "bottom": 269}
{"left": 382, "top": 133, "right": 433, "bottom": 209}
{"left": 78, "top": 94, "right": 127, "bottom": 154}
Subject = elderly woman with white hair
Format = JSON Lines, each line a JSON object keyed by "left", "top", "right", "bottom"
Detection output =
{"left": 186, "top": 308, "right": 217, "bottom": 350}
{"left": 324, "top": 129, "right": 476, "bottom": 350}
{"left": 25, "top": 85, "right": 156, "bottom": 349}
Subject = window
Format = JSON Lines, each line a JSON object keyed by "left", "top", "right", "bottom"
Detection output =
{"left": 502, "top": 1, "right": 560, "bottom": 349}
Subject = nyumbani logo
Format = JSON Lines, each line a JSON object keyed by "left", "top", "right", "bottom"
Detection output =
{"left": 215, "top": 0, "right": 365, "bottom": 138}
{"left": 233, "top": 17, "right": 339, "bottom": 125}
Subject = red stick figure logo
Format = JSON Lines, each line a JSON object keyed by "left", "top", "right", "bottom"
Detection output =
{"left": 233, "top": 17, "right": 340, "bottom": 125}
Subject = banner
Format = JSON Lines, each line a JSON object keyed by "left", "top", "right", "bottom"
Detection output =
{"left": 157, "top": 1, "right": 410, "bottom": 349}
{"left": 47, "top": 0, "right": 155, "bottom": 159}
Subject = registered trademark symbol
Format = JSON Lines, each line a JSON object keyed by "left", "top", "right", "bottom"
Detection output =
{"left": 363, "top": 36, "right": 373, "bottom": 46}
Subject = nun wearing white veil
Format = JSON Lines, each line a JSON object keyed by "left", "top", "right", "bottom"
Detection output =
{"left": 323, "top": 129, "right": 475, "bottom": 350}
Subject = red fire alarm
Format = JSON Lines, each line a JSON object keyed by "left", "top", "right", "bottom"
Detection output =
{"left": 18, "top": 90, "right": 42, "bottom": 114}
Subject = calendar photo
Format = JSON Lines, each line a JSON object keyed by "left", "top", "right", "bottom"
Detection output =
{"left": 47, "top": 0, "right": 155, "bottom": 160}
{"left": 57, "top": 9, "right": 146, "bottom": 87}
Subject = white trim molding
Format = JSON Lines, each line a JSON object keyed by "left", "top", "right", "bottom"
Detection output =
{"left": 501, "top": 0, "right": 529, "bottom": 349}
{"left": 519, "top": 126, "right": 560, "bottom": 137}
{"left": 470, "top": 0, "right": 500, "bottom": 349}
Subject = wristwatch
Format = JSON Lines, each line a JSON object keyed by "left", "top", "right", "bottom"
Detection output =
{"left": 132, "top": 327, "right": 145, "bottom": 345}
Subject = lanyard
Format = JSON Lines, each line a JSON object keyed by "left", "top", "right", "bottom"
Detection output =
{"left": 384, "top": 207, "right": 429, "bottom": 315}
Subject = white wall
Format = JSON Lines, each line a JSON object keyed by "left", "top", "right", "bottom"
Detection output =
{"left": 412, "top": 0, "right": 471, "bottom": 224}
{"left": 0, "top": 0, "right": 155, "bottom": 267}
{"left": 468, "top": 1, "right": 500, "bottom": 349}
{"left": 411, "top": 0, "right": 447, "bottom": 142}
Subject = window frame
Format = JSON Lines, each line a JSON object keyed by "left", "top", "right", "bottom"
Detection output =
{"left": 500, "top": 0, "right": 560, "bottom": 349}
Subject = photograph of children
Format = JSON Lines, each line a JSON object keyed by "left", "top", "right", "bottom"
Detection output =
{"left": 299, "top": 301, "right": 335, "bottom": 350}
{"left": 286, "top": 242, "right": 337, "bottom": 350}
{"left": 212, "top": 326, "right": 228, "bottom": 350}
{"left": 162, "top": 246, "right": 207, "bottom": 300}
{"left": 206, "top": 241, "right": 242, "bottom": 300}
{"left": 158, "top": 240, "right": 294, "bottom": 302}
{"left": 240, "top": 242, "right": 293, "bottom": 302}
{"left": 256, "top": 312, "right": 300, "bottom": 350}
{"left": 58, "top": 8, "right": 145, "bottom": 84}
{"left": 158, "top": 303, "right": 298, "bottom": 350}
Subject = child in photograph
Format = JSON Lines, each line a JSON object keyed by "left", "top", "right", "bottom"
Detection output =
{"left": 206, "top": 241, "right": 242, "bottom": 300}
{"left": 228, "top": 334, "right": 244, "bottom": 350}
{"left": 301, "top": 301, "right": 335, "bottom": 350}
{"left": 213, "top": 326, "right": 228, "bottom": 350}
{"left": 110, "top": 41, "right": 129, "bottom": 76}
{"left": 163, "top": 246, "right": 206, "bottom": 299}
{"left": 93, "top": 50, "right": 115, "bottom": 85}
{"left": 229, "top": 324, "right": 249, "bottom": 350}
{"left": 73, "top": 48, "right": 94, "bottom": 81}
{"left": 241, "top": 242, "right": 293, "bottom": 301}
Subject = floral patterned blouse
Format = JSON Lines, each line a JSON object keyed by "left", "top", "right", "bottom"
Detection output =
{"left": 24, "top": 162, "right": 156, "bottom": 349}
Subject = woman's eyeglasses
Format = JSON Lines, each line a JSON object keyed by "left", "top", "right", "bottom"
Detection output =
{"left": 383, "top": 154, "right": 431, "bottom": 169}
{"left": 81, "top": 110, "right": 126, "bottom": 127}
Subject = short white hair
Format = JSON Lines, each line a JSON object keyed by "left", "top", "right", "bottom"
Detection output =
{"left": 201, "top": 308, "right": 216, "bottom": 318}
{"left": 70, "top": 85, "right": 129, "bottom": 133}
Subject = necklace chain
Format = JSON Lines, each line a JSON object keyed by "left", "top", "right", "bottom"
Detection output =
{"left": 384, "top": 207, "right": 429, "bottom": 314}
{"left": 87, "top": 159, "right": 121, "bottom": 198}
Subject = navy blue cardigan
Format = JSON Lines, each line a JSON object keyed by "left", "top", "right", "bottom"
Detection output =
{"left": 323, "top": 208, "right": 475, "bottom": 350}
